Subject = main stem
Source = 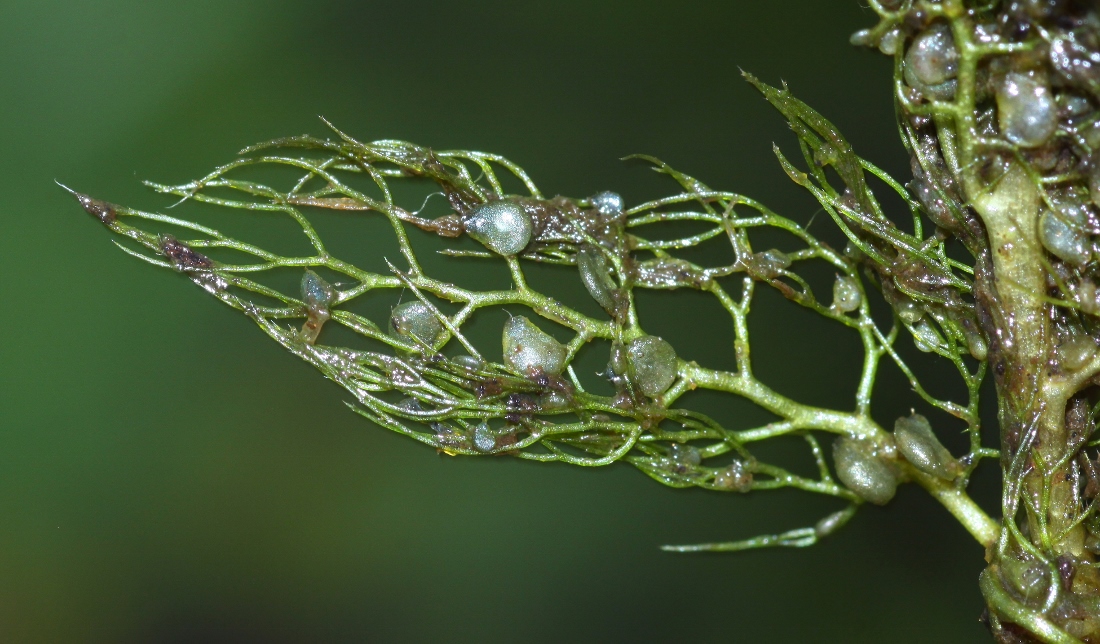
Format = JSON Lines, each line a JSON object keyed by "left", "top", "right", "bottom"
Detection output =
{"left": 931, "top": 1, "right": 1098, "bottom": 639}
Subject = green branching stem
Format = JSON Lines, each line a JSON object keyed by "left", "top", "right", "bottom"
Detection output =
{"left": 70, "top": 78, "right": 999, "bottom": 560}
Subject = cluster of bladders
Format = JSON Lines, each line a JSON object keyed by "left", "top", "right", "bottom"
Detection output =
{"left": 294, "top": 190, "right": 680, "bottom": 411}
{"left": 833, "top": 413, "right": 963, "bottom": 505}
{"left": 293, "top": 192, "right": 962, "bottom": 495}
{"left": 852, "top": 6, "right": 1100, "bottom": 377}
{"left": 864, "top": 12, "right": 1100, "bottom": 278}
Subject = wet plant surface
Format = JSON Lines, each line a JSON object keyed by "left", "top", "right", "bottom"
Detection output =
{"left": 15, "top": 0, "right": 1095, "bottom": 642}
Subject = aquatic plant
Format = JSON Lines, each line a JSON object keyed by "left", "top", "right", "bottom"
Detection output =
{"left": 67, "top": 0, "right": 1100, "bottom": 640}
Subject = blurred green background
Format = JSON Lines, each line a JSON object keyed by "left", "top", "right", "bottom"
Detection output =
{"left": 0, "top": 1, "right": 999, "bottom": 642}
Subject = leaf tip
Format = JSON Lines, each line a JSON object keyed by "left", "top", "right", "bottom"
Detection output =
{"left": 59, "top": 181, "right": 117, "bottom": 224}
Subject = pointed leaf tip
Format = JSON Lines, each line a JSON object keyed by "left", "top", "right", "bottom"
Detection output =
{"left": 319, "top": 116, "right": 361, "bottom": 146}
{"left": 59, "top": 182, "right": 117, "bottom": 224}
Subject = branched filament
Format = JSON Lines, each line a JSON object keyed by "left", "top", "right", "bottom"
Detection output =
{"left": 69, "top": 80, "right": 998, "bottom": 556}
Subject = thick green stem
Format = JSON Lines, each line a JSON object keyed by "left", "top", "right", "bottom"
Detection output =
{"left": 911, "top": 468, "right": 999, "bottom": 548}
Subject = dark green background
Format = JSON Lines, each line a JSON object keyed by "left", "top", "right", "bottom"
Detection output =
{"left": 1, "top": 1, "right": 999, "bottom": 642}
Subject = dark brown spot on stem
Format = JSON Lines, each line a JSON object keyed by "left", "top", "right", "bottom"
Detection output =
{"left": 1057, "top": 555, "right": 1077, "bottom": 591}
{"left": 159, "top": 235, "right": 214, "bottom": 270}
{"left": 474, "top": 378, "right": 504, "bottom": 399}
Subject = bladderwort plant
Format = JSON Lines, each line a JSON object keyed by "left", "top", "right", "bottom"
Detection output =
{"left": 63, "top": 1, "right": 1100, "bottom": 641}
